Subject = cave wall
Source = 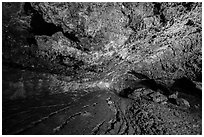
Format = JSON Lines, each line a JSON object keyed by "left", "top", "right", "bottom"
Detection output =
{"left": 2, "top": 2, "right": 202, "bottom": 82}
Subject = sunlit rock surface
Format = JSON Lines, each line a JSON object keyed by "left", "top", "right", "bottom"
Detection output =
{"left": 2, "top": 2, "right": 202, "bottom": 135}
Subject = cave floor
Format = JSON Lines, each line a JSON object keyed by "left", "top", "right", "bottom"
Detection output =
{"left": 2, "top": 66, "right": 202, "bottom": 135}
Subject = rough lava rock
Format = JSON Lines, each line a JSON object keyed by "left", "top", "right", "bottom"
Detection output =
{"left": 2, "top": 2, "right": 202, "bottom": 135}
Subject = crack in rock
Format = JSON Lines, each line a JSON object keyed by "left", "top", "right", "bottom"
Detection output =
{"left": 91, "top": 120, "right": 106, "bottom": 135}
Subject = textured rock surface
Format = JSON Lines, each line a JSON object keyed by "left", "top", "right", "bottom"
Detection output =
{"left": 2, "top": 2, "right": 202, "bottom": 135}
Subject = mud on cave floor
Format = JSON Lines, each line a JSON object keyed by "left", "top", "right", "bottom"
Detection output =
{"left": 2, "top": 65, "right": 202, "bottom": 135}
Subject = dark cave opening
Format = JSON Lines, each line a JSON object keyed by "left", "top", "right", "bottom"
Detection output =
{"left": 28, "top": 5, "right": 63, "bottom": 36}
{"left": 24, "top": 2, "right": 80, "bottom": 43}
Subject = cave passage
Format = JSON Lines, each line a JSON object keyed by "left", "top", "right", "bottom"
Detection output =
{"left": 2, "top": 2, "right": 202, "bottom": 135}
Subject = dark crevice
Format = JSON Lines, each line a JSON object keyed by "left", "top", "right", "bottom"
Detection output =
{"left": 24, "top": 2, "right": 80, "bottom": 43}
{"left": 153, "top": 2, "right": 166, "bottom": 25}
{"left": 63, "top": 32, "right": 80, "bottom": 43}
{"left": 171, "top": 77, "right": 202, "bottom": 98}
{"left": 185, "top": 19, "right": 195, "bottom": 26}
{"left": 159, "top": 14, "right": 167, "bottom": 25}
{"left": 153, "top": 2, "right": 161, "bottom": 15}
{"left": 182, "top": 2, "right": 194, "bottom": 11}
{"left": 26, "top": 37, "right": 37, "bottom": 45}
{"left": 29, "top": 7, "right": 63, "bottom": 36}
{"left": 23, "top": 2, "right": 34, "bottom": 16}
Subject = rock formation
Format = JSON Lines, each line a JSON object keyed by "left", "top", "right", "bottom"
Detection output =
{"left": 2, "top": 2, "right": 202, "bottom": 135}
